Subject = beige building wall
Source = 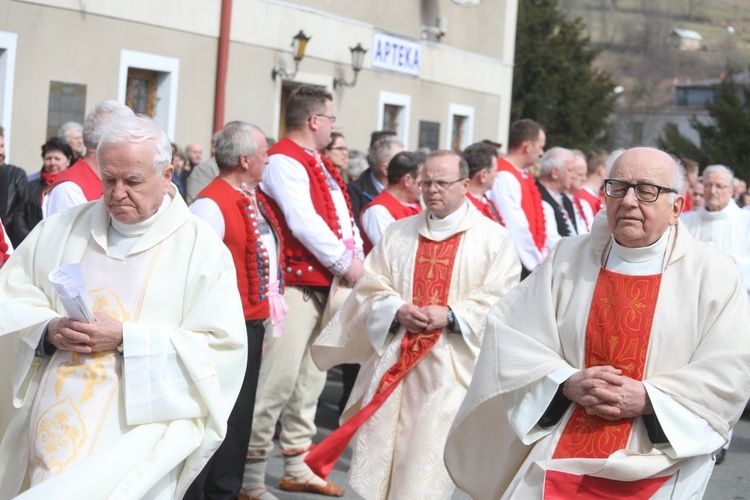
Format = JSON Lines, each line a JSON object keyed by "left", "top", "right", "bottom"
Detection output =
{"left": 0, "top": 0, "right": 517, "bottom": 172}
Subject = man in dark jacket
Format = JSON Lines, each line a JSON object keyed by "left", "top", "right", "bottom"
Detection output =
{"left": 0, "top": 126, "right": 29, "bottom": 246}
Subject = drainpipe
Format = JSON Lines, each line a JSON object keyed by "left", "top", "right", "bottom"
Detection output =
{"left": 214, "top": 0, "right": 232, "bottom": 133}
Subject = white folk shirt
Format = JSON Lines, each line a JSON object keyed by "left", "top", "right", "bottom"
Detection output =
{"left": 260, "top": 151, "right": 363, "bottom": 273}
{"left": 487, "top": 167, "right": 545, "bottom": 270}
{"left": 42, "top": 182, "right": 88, "bottom": 219}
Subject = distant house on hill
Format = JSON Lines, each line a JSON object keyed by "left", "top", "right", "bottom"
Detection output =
{"left": 670, "top": 28, "right": 703, "bottom": 51}
{"left": 675, "top": 71, "right": 750, "bottom": 106}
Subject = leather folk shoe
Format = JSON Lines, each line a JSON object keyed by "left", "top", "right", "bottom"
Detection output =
{"left": 279, "top": 477, "right": 344, "bottom": 497}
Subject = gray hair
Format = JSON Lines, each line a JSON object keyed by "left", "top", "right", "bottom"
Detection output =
{"left": 538, "top": 147, "right": 573, "bottom": 178}
{"left": 605, "top": 147, "right": 685, "bottom": 200}
{"left": 97, "top": 114, "right": 172, "bottom": 173}
{"left": 367, "top": 136, "right": 404, "bottom": 170}
{"left": 58, "top": 121, "right": 82, "bottom": 139}
{"left": 83, "top": 100, "right": 135, "bottom": 152}
{"left": 214, "top": 122, "right": 265, "bottom": 171}
{"left": 347, "top": 150, "right": 368, "bottom": 178}
{"left": 702, "top": 164, "right": 734, "bottom": 185}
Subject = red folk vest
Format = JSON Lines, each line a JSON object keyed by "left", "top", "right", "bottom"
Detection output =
{"left": 575, "top": 187, "right": 603, "bottom": 215}
{"left": 264, "top": 137, "right": 355, "bottom": 287}
{"left": 196, "top": 178, "right": 285, "bottom": 321}
{"left": 42, "top": 158, "right": 102, "bottom": 201}
{"left": 497, "top": 158, "right": 546, "bottom": 252}
{"left": 466, "top": 193, "right": 504, "bottom": 226}
{"left": 361, "top": 190, "right": 422, "bottom": 254}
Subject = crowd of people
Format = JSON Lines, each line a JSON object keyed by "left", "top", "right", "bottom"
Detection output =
{"left": 0, "top": 85, "right": 749, "bottom": 500}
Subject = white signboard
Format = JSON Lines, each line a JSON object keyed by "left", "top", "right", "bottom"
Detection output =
{"left": 371, "top": 32, "right": 421, "bottom": 77}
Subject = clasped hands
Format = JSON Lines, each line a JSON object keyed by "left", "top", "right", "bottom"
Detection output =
{"left": 396, "top": 303, "right": 449, "bottom": 335}
{"left": 46, "top": 312, "right": 124, "bottom": 354}
{"left": 563, "top": 365, "right": 653, "bottom": 421}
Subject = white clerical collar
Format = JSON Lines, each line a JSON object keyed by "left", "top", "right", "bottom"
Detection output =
{"left": 426, "top": 201, "right": 469, "bottom": 240}
{"left": 611, "top": 226, "right": 671, "bottom": 263}
{"left": 109, "top": 194, "right": 171, "bottom": 237}
{"left": 700, "top": 202, "right": 736, "bottom": 221}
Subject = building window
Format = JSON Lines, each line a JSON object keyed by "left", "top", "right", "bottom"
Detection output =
{"left": 446, "top": 104, "right": 475, "bottom": 152}
{"left": 118, "top": 50, "right": 179, "bottom": 139}
{"left": 47, "top": 82, "right": 86, "bottom": 140}
{"left": 126, "top": 69, "right": 157, "bottom": 116}
{"left": 0, "top": 31, "right": 18, "bottom": 157}
{"left": 378, "top": 91, "right": 411, "bottom": 148}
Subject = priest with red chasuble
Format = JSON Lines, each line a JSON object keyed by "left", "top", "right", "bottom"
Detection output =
{"left": 446, "top": 147, "right": 750, "bottom": 499}
{"left": 307, "top": 150, "right": 521, "bottom": 499}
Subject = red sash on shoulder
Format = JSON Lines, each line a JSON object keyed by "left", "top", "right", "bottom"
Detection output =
{"left": 305, "top": 232, "right": 463, "bottom": 479}
{"left": 546, "top": 268, "right": 669, "bottom": 499}
{"left": 361, "top": 190, "right": 421, "bottom": 254}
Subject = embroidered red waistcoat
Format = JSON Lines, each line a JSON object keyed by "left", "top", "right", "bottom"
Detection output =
{"left": 360, "top": 190, "right": 422, "bottom": 254}
{"left": 42, "top": 158, "right": 102, "bottom": 201}
{"left": 196, "top": 178, "right": 284, "bottom": 320}
{"left": 264, "top": 137, "right": 355, "bottom": 288}
{"left": 575, "top": 187, "right": 603, "bottom": 215}
{"left": 497, "top": 158, "right": 546, "bottom": 252}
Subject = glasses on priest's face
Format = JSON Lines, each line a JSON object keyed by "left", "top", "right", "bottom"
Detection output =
{"left": 418, "top": 178, "right": 466, "bottom": 191}
{"left": 603, "top": 179, "right": 676, "bottom": 203}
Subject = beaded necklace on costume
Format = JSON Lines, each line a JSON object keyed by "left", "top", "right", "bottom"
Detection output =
{"left": 239, "top": 184, "right": 285, "bottom": 303}
{"left": 305, "top": 148, "right": 355, "bottom": 240}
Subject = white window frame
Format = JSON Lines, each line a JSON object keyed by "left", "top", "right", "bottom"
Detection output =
{"left": 0, "top": 32, "right": 18, "bottom": 159}
{"left": 446, "top": 103, "right": 475, "bottom": 151}
{"left": 118, "top": 50, "right": 179, "bottom": 139}
{"left": 377, "top": 91, "right": 411, "bottom": 148}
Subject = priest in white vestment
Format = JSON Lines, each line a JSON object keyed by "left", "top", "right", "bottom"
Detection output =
{"left": 0, "top": 115, "right": 247, "bottom": 499}
{"left": 445, "top": 147, "right": 750, "bottom": 499}
{"left": 681, "top": 164, "right": 750, "bottom": 296}
{"left": 308, "top": 151, "right": 521, "bottom": 500}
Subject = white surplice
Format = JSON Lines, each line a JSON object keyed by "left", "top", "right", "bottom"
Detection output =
{"left": 445, "top": 211, "right": 750, "bottom": 499}
{"left": 313, "top": 201, "right": 521, "bottom": 500}
{"left": 681, "top": 202, "right": 750, "bottom": 294}
{"left": 0, "top": 185, "right": 247, "bottom": 499}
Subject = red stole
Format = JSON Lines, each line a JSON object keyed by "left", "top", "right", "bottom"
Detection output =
{"left": 497, "top": 158, "right": 546, "bottom": 252}
{"left": 196, "top": 179, "right": 285, "bottom": 320}
{"left": 305, "top": 232, "right": 463, "bottom": 479}
{"left": 546, "top": 268, "right": 669, "bottom": 499}
{"left": 42, "top": 159, "right": 102, "bottom": 201}
{"left": 263, "top": 138, "right": 355, "bottom": 287}
{"left": 466, "top": 193, "right": 505, "bottom": 226}
{"left": 361, "top": 190, "right": 422, "bottom": 253}
{"left": 575, "top": 188, "right": 603, "bottom": 215}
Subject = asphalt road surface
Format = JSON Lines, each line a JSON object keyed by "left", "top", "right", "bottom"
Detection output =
{"left": 263, "top": 368, "right": 750, "bottom": 499}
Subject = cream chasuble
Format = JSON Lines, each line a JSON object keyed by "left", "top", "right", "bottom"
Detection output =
{"left": 445, "top": 212, "right": 750, "bottom": 500}
{"left": 0, "top": 185, "right": 247, "bottom": 500}
{"left": 313, "top": 201, "right": 521, "bottom": 500}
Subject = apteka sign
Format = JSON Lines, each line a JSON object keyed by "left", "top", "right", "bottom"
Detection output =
{"left": 371, "top": 32, "right": 421, "bottom": 77}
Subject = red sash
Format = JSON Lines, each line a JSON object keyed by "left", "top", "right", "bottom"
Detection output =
{"left": 361, "top": 190, "right": 422, "bottom": 253}
{"left": 305, "top": 232, "right": 463, "bottom": 480}
{"left": 547, "top": 268, "right": 669, "bottom": 498}
{"left": 466, "top": 193, "right": 505, "bottom": 226}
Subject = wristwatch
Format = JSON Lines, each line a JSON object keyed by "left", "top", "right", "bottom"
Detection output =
{"left": 447, "top": 308, "right": 455, "bottom": 329}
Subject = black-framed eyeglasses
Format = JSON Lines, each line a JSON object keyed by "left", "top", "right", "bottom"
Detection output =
{"left": 418, "top": 178, "right": 466, "bottom": 191}
{"left": 310, "top": 114, "right": 336, "bottom": 124}
{"left": 329, "top": 146, "right": 348, "bottom": 152}
{"left": 603, "top": 179, "right": 677, "bottom": 203}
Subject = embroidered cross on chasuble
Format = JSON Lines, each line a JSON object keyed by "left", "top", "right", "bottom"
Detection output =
{"left": 544, "top": 268, "right": 671, "bottom": 499}
{"left": 305, "top": 233, "right": 463, "bottom": 479}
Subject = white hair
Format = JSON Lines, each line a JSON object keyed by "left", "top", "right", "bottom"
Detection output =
{"left": 538, "top": 147, "right": 573, "bottom": 178}
{"left": 58, "top": 121, "right": 82, "bottom": 138}
{"left": 97, "top": 114, "right": 172, "bottom": 173}
{"left": 605, "top": 147, "right": 685, "bottom": 199}
{"left": 83, "top": 100, "right": 135, "bottom": 152}
{"left": 702, "top": 164, "right": 734, "bottom": 185}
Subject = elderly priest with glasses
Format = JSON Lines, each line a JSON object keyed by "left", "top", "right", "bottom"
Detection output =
{"left": 306, "top": 150, "right": 521, "bottom": 499}
{"left": 446, "top": 146, "right": 750, "bottom": 499}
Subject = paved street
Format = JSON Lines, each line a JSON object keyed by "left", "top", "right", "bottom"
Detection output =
{"left": 264, "top": 368, "right": 750, "bottom": 499}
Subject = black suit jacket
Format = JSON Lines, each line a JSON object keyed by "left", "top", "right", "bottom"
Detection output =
{"left": 347, "top": 168, "right": 382, "bottom": 231}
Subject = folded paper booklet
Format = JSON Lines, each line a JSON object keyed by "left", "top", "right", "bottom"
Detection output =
{"left": 49, "top": 263, "right": 95, "bottom": 323}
